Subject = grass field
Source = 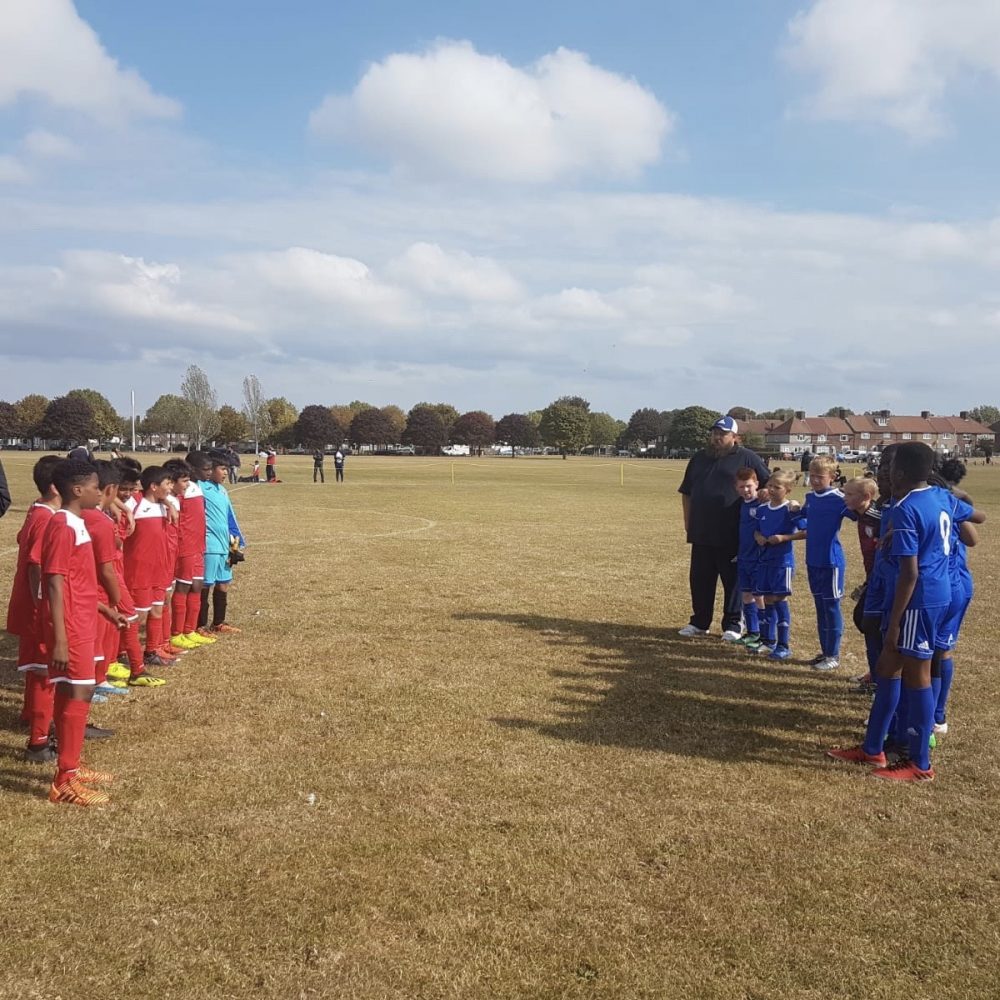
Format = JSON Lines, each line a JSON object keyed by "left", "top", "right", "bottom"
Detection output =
{"left": 1, "top": 453, "right": 998, "bottom": 1000}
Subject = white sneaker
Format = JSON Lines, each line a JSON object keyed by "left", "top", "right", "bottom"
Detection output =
{"left": 678, "top": 624, "right": 709, "bottom": 637}
{"left": 812, "top": 656, "right": 840, "bottom": 672}
{"left": 721, "top": 630, "right": 743, "bottom": 643}
{"left": 933, "top": 722, "right": 948, "bottom": 736}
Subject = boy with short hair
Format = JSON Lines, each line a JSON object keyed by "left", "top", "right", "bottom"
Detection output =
{"left": 6, "top": 455, "right": 62, "bottom": 761}
{"left": 199, "top": 454, "right": 246, "bottom": 635}
{"left": 42, "top": 460, "right": 125, "bottom": 806}
{"left": 827, "top": 443, "right": 957, "bottom": 782}
{"left": 733, "top": 468, "right": 764, "bottom": 649}
{"left": 798, "top": 455, "right": 849, "bottom": 672}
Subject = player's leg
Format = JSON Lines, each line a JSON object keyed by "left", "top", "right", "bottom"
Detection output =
{"left": 684, "top": 544, "right": 716, "bottom": 633}
{"left": 716, "top": 546, "right": 742, "bottom": 638}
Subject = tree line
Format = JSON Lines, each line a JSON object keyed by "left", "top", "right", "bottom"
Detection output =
{"left": 2, "top": 370, "right": 997, "bottom": 456}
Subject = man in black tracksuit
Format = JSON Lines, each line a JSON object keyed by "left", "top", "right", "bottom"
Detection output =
{"left": 677, "top": 416, "right": 770, "bottom": 639}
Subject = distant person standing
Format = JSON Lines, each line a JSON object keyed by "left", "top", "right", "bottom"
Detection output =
{"left": 678, "top": 416, "right": 770, "bottom": 641}
{"left": 800, "top": 450, "right": 812, "bottom": 476}
{"left": 313, "top": 449, "right": 325, "bottom": 483}
{"left": 0, "top": 458, "right": 10, "bottom": 518}
{"left": 334, "top": 449, "right": 345, "bottom": 483}
{"left": 227, "top": 446, "right": 240, "bottom": 485}
{"left": 265, "top": 447, "right": 277, "bottom": 483}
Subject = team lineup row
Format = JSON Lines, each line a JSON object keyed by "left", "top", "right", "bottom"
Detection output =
{"left": 5, "top": 451, "right": 244, "bottom": 806}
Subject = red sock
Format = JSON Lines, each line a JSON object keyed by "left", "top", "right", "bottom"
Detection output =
{"left": 54, "top": 688, "right": 89, "bottom": 784}
{"left": 94, "top": 657, "right": 108, "bottom": 686}
{"left": 161, "top": 600, "right": 172, "bottom": 642}
{"left": 123, "top": 621, "right": 143, "bottom": 673}
{"left": 185, "top": 590, "right": 201, "bottom": 634}
{"left": 171, "top": 591, "right": 187, "bottom": 636}
{"left": 144, "top": 614, "right": 162, "bottom": 653}
{"left": 28, "top": 672, "right": 54, "bottom": 747}
{"left": 21, "top": 672, "right": 32, "bottom": 724}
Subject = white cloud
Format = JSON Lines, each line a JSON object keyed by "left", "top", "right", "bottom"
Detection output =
{"left": 0, "top": 0, "right": 180, "bottom": 124}
{"left": 785, "top": 0, "right": 1000, "bottom": 137}
{"left": 310, "top": 40, "right": 672, "bottom": 183}
{"left": 21, "top": 129, "right": 80, "bottom": 160}
{"left": 0, "top": 154, "right": 30, "bottom": 183}
{"left": 387, "top": 242, "right": 522, "bottom": 301}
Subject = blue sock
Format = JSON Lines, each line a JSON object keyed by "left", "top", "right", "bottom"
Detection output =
{"left": 863, "top": 677, "right": 901, "bottom": 756}
{"left": 744, "top": 602, "right": 759, "bottom": 636}
{"left": 775, "top": 600, "right": 790, "bottom": 649}
{"left": 907, "top": 685, "right": 936, "bottom": 771}
{"left": 893, "top": 686, "right": 910, "bottom": 747}
{"left": 936, "top": 657, "right": 954, "bottom": 725}
{"left": 813, "top": 595, "right": 827, "bottom": 655}
{"left": 762, "top": 605, "right": 777, "bottom": 646}
{"left": 931, "top": 676, "right": 942, "bottom": 717}
{"left": 827, "top": 600, "right": 843, "bottom": 658}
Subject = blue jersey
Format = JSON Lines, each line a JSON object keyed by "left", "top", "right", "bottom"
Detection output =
{"left": 202, "top": 481, "right": 244, "bottom": 555}
{"left": 947, "top": 492, "right": 975, "bottom": 592}
{"left": 755, "top": 501, "right": 806, "bottom": 568}
{"left": 885, "top": 485, "right": 952, "bottom": 609}
{"left": 737, "top": 498, "right": 762, "bottom": 568}
{"left": 800, "top": 488, "right": 848, "bottom": 568}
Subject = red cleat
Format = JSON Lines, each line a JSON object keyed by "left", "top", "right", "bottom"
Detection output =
{"left": 871, "top": 760, "right": 934, "bottom": 783}
{"left": 825, "top": 745, "right": 887, "bottom": 767}
{"left": 76, "top": 764, "right": 115, "bottom": 785}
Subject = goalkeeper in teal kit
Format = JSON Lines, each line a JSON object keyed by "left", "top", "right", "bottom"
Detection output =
{"left": 198, "top": 453, "right": 246, "bottom": 636}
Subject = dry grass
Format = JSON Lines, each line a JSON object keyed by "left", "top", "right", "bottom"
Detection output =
{"left": 1, "top": 453, "right": 998, "bottom": 999}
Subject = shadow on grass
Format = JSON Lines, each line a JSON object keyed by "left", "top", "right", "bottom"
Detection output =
{"left": 458, "top": 612, "right": 845, "bottom": 767}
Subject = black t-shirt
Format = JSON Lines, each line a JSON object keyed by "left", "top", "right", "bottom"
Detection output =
{"left": 678, "top": 446, "right": 770, "bottom": 549}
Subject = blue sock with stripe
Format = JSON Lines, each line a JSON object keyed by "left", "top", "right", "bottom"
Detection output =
{"left": 893, "top": 686, "right": 910, "bottom": 748}
{"left": 907, "top": 685, "right": 936, "bottom": 771}
{"left": 813, "top": 595, "right": 828, "bottom": 655}
{"left": 744, "top": 602, "right": 759, "bottom": 636}
{"left": 826, "top": 600, "right": 843, "bottom": 658}
{"left": 775, "top": 600, "right": 790, "bottom": 649}
{"left": 761, "top": 604, "right": 777, "bottom": 646}
{"left": 935, "top": 657, "right": 954, "bottom": 725}
{"left": 863, "top": 676, "right": 901, "bottom": 756}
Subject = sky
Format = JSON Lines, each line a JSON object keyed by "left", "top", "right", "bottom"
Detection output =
{"left": 2, "top": 0, "right": 1000, "bottom": 422}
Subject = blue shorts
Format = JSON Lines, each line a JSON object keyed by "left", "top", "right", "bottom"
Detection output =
{"left": 808, "top": 564, "right": 845, "bottom": 600}
{"left": 863, "top": 569, "right": 887, "bottom": 617}
{"left": 935, "top": 585, "right": 973, "bottom": 652}
{"left": 883, "top": 605, "right": 946, "bottom": 660}
{"left": 737, "top": 562, "right": 758, "bottom": 594}
{"left": 203, "top": 552, "right": 233, "bottom": 586}
{"left": 755, "top": 563, "right": 793, "bottom": 597}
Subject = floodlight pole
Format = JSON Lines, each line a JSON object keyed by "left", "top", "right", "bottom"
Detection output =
{"left": 131, "top": 389, "right": 136, "bottom": 452}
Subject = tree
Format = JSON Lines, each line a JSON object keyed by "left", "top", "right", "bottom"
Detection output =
{"left": 329, "top": 404, "right": 357, "bottom": 430}
{"left": 539, "top": 397, "right": 590, "bottom": 455}
{"left": 381, "top": 404, "right": 407, "bottom": 443}
{"left": 242, "top": 374, "right": 270, "bottom": 453}
{"left": 15, "top": 394, "right": 48, "bottom": 437}
{"left": 350, "top": 406, "right": 397, "bottom": 449}
{"left": 295, "top": 404, "right": 343, "bottom": 449}
{"left": 526, "top": 410, "right": 543, "bottom": 428}
{"left": 758, "top": 408, "right": 796, "bottom": 422}
{"left": 403, "top": 405, "right": 448, "bottom": 454}
{"left": 142, "top": 394, "right": 190, "bottom": 450}
{"left": 414, "top": 402, "right": 459, "bottom": 438}
{"left": 67, "top": 389, "right": 123, "bottom": 441}
{"left": 37, "top": 394, "right": 95, "bottom": 442}
{"left": 180, "top": 365, "right": 221, "bottom": 448}
{"left": 969, "top": 404, "right": 1000, "bottom": 427}
{"left": 450, "top": 410, "right": 496, "bottom": 455}
{"left": 727, "top": 406, "right": 757, "bottom": 421}
{"left": 977, "top": 439, "right": 994, "bottom": 460}
{"left": 0, "top": 401, "right": 24, "bottom": 439}
{"left": 495, "top": 413, "right": 540, "bottom": 456}
{"left": 588, "top": 411, "right": 622, "bottom": 450}
{"left": 822, "top": 405, "right": 855, "bottom": 417}
{"left": 623, "top": 407, "right": 665, "bottom": 448}
{"left": 218, "top": 404, "right": 249, "bottom": 443}
{"left": 265, "top": 397, "right": 298, "bottom": 445}
{"left": 667, "top": 406, "right": 722, "bottom": 451}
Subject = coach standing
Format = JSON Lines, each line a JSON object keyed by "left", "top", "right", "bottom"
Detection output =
{"left": 677, "top": 416, "right": 769, "bottom": 641}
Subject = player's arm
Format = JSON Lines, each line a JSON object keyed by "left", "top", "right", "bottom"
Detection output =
{"left": 98, "top": 601, "right": 128, "bottom": 628}
{"left": 97, "top": 561, "right": 120, "bottom": 607}
{"left": 27, "top": 562, "right": 43, "bottom": 607}
{"left": 883, "top": 554, "right": 918, "bottom": 653}
{"left": 46, "top": 573, "right": 69, "bottom": 669}
{"left": 959, "top": 522, "right": 978, "bottom": 547}
{"left": 226, "top": 504, "right": 245, "bottom": 547}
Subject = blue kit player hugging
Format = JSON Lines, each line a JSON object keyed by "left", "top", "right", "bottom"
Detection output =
{"left": 827, "top": 442, "right": 974, "bottom": 783}
{"left": 799, "top": 455, "right": 849, "bottom": 673}
{"left": 752, "top": 469, "right": 806, "bottom": 661}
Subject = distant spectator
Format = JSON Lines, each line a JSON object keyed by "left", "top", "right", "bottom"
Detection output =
{"left": 265, "top": 447, "right": 277, "bottom": 483}
{"left": 0, "top": 459, "right": 10, "bottom": 518}
{"left": 67, "top": 444, "right": 92, "bottom": 462}
{"left": 313, "top": 449, "right": 325, "bottom": 483}
{"left": 334, "top": 449, "right": 345, "bottom": 483}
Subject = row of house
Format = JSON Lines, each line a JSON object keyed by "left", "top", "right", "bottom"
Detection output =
{"left": 740, "top": 410, "right": 997, "bottom": 458}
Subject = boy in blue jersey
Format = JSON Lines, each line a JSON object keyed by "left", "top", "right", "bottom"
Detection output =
{"left": 827, "top": 442, "right": 955, "bottom": 782}
{"left": 734, "top": 468, "right": 765, "bottom": 649}
{"left": 930, "top": 459, "right": 985, "bottom": 736}
{"left": 753, "top": 470, "right": 806, "bottom": 661}
{"left": 197, "top": 455, "right": 246, "bottom": 638}
{"left": 798, "top": 456, "right": 849, "bottom": 672}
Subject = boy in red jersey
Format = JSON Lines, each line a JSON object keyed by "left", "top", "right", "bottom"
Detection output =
{"left": 5, "top": 455, "right": 62, "bottom": 762}
{"left": 123, "top": 466, "right": 174, "bottom": 672}
{"left": 168, "top": 456, "right": 212, "bottom": 649}
{"left": 42, "top": 460, "right": 125, "bottom": 806}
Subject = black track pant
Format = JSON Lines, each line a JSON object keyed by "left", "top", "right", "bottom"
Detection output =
{"left": 688, "top": 543, "right": 742, "bottom": 632}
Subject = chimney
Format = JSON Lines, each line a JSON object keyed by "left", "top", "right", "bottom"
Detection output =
{"left": 921, "top": 410, "right": 930, "bottom": 419}
{"left": 837, "top": 408, "right": 846, "bottom": 419}
{"left": 880, "top": 409, "right": 890, "bottom": 419}
{"left": 960, "top": 410, "right": 968, "bottom": 420}
{"left": 795, "top": 410, "right": 805, "bottom": 420}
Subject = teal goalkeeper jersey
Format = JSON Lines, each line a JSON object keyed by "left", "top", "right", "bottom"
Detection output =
{"left": 201, "top": 481, "right": 243, "bottom": 555}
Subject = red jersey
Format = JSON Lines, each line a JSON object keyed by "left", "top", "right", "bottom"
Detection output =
{"left": 177, "top": 480, "right": 206, "bottom": 558}
{"left": 164, "top": 494, "right": 180, "bottom": 582}
{"left": 39, "top": 509, "right": 100, "bottom": 648}
{"left": 6, "top": 502, "right": 57, "bottom": 636}
{"left": 82, "top": 508, "right": 118, "bottom": 604}
{"left": 123, "top": 496, "right": 167, "bottom": 590}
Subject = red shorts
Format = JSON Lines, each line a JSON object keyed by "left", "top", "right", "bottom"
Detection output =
{"left": 49, "top": 638, "right": 97, "bottom": 686}
{"left": 17, "top": 632, "right": 48, "bottom": 673}
{"left": 95, "top": 614, "right": 119, "bottom": 662}
{"left": 131, "top": 586, "right": 166, "bottom": 612}
{"left": 174, "top": 553, "right": 205, "bottom": 585}
{"left": 116, "top": 580, "right": 138, "bottom": 620}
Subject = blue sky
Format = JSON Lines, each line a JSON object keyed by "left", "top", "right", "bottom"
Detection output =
{"left": 2, "top": 0, "right": 1000, "bottom": 421}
